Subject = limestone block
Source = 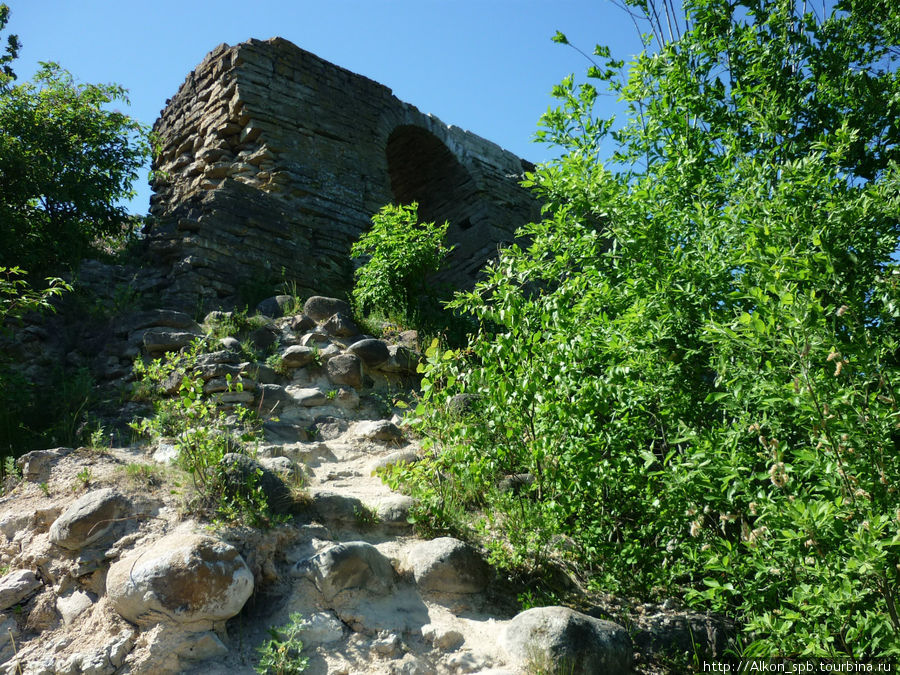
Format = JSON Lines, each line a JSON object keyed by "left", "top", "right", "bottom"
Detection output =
{"left": 303, "top": 296, "right": 352, "bottom": 322}
{"left": 0, "top": 570, "right": 41, "bottom": 610}
{"left": 292, "top": 541, "right": 396, "bottom": 601}
{"left": 327, "top": 353, "right": 362, "bottom": 389}
{"left": 347, "top": 338, "right": 390, "bottom": 368}
{"left": 354, "top": 419, "right": 403, "bottom": 442}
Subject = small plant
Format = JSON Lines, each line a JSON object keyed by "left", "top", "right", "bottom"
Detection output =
{"left": 325, "top": 389, "right": 337, "bottom": 401}
{"left": 255, "top": 612, "right": 309, "bottom": 675}
{"left": 75, "top": 467, "right": 92, "bottom": 489}
{"left": 353, "top": 505, "right": 379, "bottom": 527}
{"left": 38, "top": 482, "right": 50, "bottom": 497}
{"left": 123, "top": 463, "right": 162, "bottom": 487}
{"left": 87, "top": 425, "right": 109, "bottom": 453}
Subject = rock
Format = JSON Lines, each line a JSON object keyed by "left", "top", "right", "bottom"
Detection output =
{"left": 203, "top": 310, "right": 233, "bottom": 326}
{"left": 354, "top": 419, "right": 403, "bottom": 442}
{"left": 499, "top": 606, "right": 632, "bottom": 675}
{"left": 310, "top": 489, "right": 366, "bottom": 524}
{"left": 219, "top": 453, "right": 295, "bottom": 514}
{"left": 299, "top": 331, "right": 331, "bottom": 347}
{"left": 0, "top": 513, "right": 30, "bottom": 540}
{"left": 303, "top": 296, "right": 352, "bottom": 322}
{"left": 369, "top": 449, "right": 420, "bottom": 475}
{"left": 447, "top": 393, "right": 481, "bottom": 416}
{"left": 49, "top": 488, "right": 131, "bottom": 550}
{"left": 262, "top": 421, "right": 311, "bottom": 443}
{"left": 326, "top": 353, "right": 362, "bottom": 388}
{"left": 249, "top": 324, "right": 280, "bottom": 352}
{"left": 56, "top": 589, "right": 93, "bottom": 626}
{"left": 407, "top": 537, "right": 490, "bottom": 594}
{"left": 322, "top": 312, "right": 359, "bottom": 337}
{"left": 380, "top": 345, "right": 420, "bottom": 374}
{"left": 141, "top": 328, "right": 200, "bottom": 355}
{"left": 334, "top": 387, "right": 360, "bottom": 410}
{"left": 285, "top": 385, "right": 328, "bottom": 407}
{"left": 0, "top": 570, "right": 41, "bottom": 610}
{"left": 291, "top": 314, "right": 316, "bottom": 332}
{"left": 300, "top": 611, "right": 345, "bottom": 645}
{"left": 422, "top": 624, "right": 464, "bottom": 651}
{"left": 256, "top": 294, "right": 295, "bottom": 318}
{"left": 373, "top": 632, "right": 401, "bottom": 656}
{"left": 16, "top": 447, "right": 72, "bottom": 483}
{"left": 347, "top": 338, "right": 390, "bottom": 368}
{"left": 258, "top": 456, "right": 297, "bottom": 478}
{"left": 279, "top": 345, "right": 314, "bottom": 368}
{"left": 630, "top": 610, "right": 733, "bottom": 658}
{"left": 106, "top": 531, "right": 254, "bottom": 629}
{"left": 373, "top": 495, "right": 416, "bottom": 528}
{"left": 312, "top": 416, "right": 348, "bottom": 440}
{"left": 292, "top": 541, "right": 395, "bottom": 600}
{"left": 498, "top": 473, "right": 535, "bottom": 494}
{"left": 124, "top": 309, "right": 201, "bottom": 335}
{"left": 219, "top": 336, "right": 241, "bottom": 350}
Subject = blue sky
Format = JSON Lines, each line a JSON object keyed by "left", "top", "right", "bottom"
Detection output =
{"left": 6, "top": 1, "right": 645, "bottom": 214}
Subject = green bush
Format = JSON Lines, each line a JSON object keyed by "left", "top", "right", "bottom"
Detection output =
{"left": 387, "top": 0, "right": 900, "bottom": 658}
{"left": 351, "top": 202, "right": 452, "bottom": 326}
{"left": 255, "top": 612, "right": 308, "bottom": 675}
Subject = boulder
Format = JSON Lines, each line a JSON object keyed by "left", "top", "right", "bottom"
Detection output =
{"left": 407, "top": 537, "right": 490, "bottom": 594}
{"left": 380, "top": 345, "right": 420, "bottom": 374}
{"left": 0, "top": 570, "right": 41, "bottom": 610}
{"left": 285, "top": 386, "right": 328, "bottom": 407}
{"left": 219, "top": 453, "right": 295, "bottom": 514}
{"left": 16, "top": 447, "right": 71, "bottom": 483}
{"left": 106, "top": 532, "right": 254, "bottom": 629}
{"left": 141, "top": 328, "right": 200, "bottom": 355}
{"left": 290, "top": 314, "right": 316, "bottom": 332}
{"left": 354, "top": 419, "right": 403, "bottom": 442}
{"left": 326, "top": 354, "right": 362, "bottom": 388}
{"left": 279, "top": 345, "right": 315, "bottom": 368}
{"left": 292, "top": 541, "right": 395, "bottom": 600}
{"left": 499, "top": 606, "right": 632, "bottom": 675}
{"left": 347, "top": 338, "right": 390, "bottom": 368}
{"left": 49, "top": 488, "right": 131, "bottom": 550}
{"left": 322, "top": 312, "right": 358, "bottom": 337}
{"left": 303, "top": 296, "right": 352, "bottom": 322}
{"left": 255, "top": 294, "right": 295, "bottom": 318}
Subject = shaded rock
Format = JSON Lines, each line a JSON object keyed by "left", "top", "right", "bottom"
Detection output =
{"left": 322, "top": 312, "right": 358, "bottom": 337}
{"left": 262, "top": 421, "right": 311, "bottom": 443}
{"left": 106, "top": 532, "right": 254, "bottom": 629}
{"left": 422, "top": 624, "right": 464, "bottom": 651}
{"left": 123, "top": 309, "right": 201, "bottom": 335}
{"left": 312, "top": 416, "right": 348, "bottom": 440}
{"left": 291, "top": 313, "right": 316, "bottom": 333}
{"left": 448, "top": 393, "right": 480, "bottom": 416}
{"left": 498, "top": 473, "right": 534, "bottom": 494}
{"left": 327, "top": 353, "right": 362, "bottom": 388}
{"left": 0, "top": 570, "right": 41, "bottom": 610}
{"left": 347, "top": 338, "right": 390, "bottom": 368}
{"left": 256, "top": 294, "right": 295, "bottom": 318}
{"left": 49, "top": 488, "right": 131, "bottom": 550}
{"left": 373, "top": 495, "right": 416, "bottom": 528}
{"left": 142, "top": 328, "right": 200, "bottom": 355}
{"left": 249, "top": 324, "right": 280, "bottom": 351}
{"left": 304, "top": 296, "right": 351, "bottom": 322}
{"left": 630, "top": 610, "right": 734, "bottom": 658}
{"left": 310, "top": 489, "right": 365, "bottom": 524}
{"left": 499, "top": 606, "right": 632, "bottom": 675}
{"left": 16, "top": 447, "right": 72, "bottom": 483}
{"left": 354, "top": 419, "right": 403, "bottom": 442}
{"left": 408, "top": 537, "right": 490, "bottom": 594}
{"left": 299, "top": 331, "right": 331, "bottom": 347}
{"left": 334, "top": 387, "right": 360, "bottom": 410}
{"left": 380, "top": 345, "right": 420, "bottom": 374}
{"left": 219, "top": 336, "right": 241, "bottom": 351}
{"left": 220, "top": 453, "right": 294, "bottom": 514}
{"left": 279, "top": 345, "right": 315, "bottom": 368}
{"left": 293, "top": 541, "right": 395, "bottom": 601}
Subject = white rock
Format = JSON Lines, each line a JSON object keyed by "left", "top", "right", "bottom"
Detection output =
{"left": 0, "top": 569, "right": 41, "bottom": 610}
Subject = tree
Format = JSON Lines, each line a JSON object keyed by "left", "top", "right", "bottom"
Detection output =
{"left": 0, "top": 4, "right": 149, "bottom": 274}
{"left": 397, "top": 0, "right": 900, "bottom": 657}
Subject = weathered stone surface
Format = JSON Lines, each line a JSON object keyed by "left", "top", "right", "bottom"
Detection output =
{"left": 499, "top": 606, "right": 632, "bottom": 675}
{"left": 327, "top": 353, "right": 362, "bottom": 388}
{"left": 49, "top": 488, "right": 130, "bottom": 550}
{"left": 16, "top": 447, "right": 72, "bottom": 483}
{"left": 298, "top": 611, "right": 344, "bottom": 645}
{"left": 309, "top": 489, "right": 365, "bottom": 524}
{"left": 285, "top": 385, "right": 328, "bottom": 407}
{"left": 354, "top": 419, "right": 403, "bottom": 442}
{"left": 408, "top": 537, "right": 490, "bottom": 594}
{"left": 106, "top": 532, "right": 254, "bottom": 629}
{"left": 146, "top": 38, "right": 539, "bottom": 310}
{"left": 280, "top": 345, "right": 314, "bottom": 368}
{"left": 322, "top": 312, "right": 358, "bottom": 337}
{"left": 292, "top": 541, "right": 395, "bottom": 601}
{"left": 141, "top": 328, "right": 201, "bottom": 355}
{"left": 0, "top": 570, "right": 41, "bottom": 610}
{"left": 369, "top": 449, "right": 420, "bottom": 475}
{"left": 380, "top": 345, "right": 420, "bottom": 374}
{"left": 347, "top": 338, "right": 390, "bottom": 368}
{"left": 303, "top": 297, "right": 352, "bottom": 323}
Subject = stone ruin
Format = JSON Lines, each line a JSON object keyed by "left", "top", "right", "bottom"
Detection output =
{"left": 145, "top": 37, "right": 540, "bottom": 310}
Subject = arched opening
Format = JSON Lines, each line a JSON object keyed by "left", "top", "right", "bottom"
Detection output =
{"left": 385, "top": 125, "right": 477, "bottom": 231}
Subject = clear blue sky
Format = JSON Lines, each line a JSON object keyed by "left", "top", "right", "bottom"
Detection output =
{"left": 6, "top": 1, "right": 645, "bottom": 214}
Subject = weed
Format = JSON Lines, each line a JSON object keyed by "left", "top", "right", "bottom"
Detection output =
{"left": 74, "top": 467, "right": 92, "bottom": 490}
{"left": 39, "top": 482, "right": 50, "bottom": 497}
{"left": 123, "top": 463, "right": 162, "bottom": 487}
{"left": 255, "top": 612, "right": 309, "bottom": 674}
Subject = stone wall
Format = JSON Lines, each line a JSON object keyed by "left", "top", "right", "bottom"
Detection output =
{"left": 146, "top": 37, "right": 540, "bottom": 311}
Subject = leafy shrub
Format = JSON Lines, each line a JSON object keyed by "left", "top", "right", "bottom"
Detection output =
{"left": 351, "top": 202, "right": 452, "bottom": 326}
{"left": 255, "top": 612, "right": 309, "bottom": 675}
{"left": 131, "top": 340, "right": 276, "bottom": 527}
{"left": 387, "top": 0, "right": 900, "bottom": 659}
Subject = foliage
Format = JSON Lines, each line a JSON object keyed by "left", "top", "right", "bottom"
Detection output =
{"left": 351, "top": 202, "right": 453, "bottom": 326}
{"left": 255, "top": 612, "right": 309, "bottom": 675}
{"left": 389, "top": 0, "right": 900, "bottom": 658}
{"left": 130, "top": 340, "right": 277, "bottom": 527}
{"left": 0, "top": 266, "right": 70, "bottom": 329}
{"left": 0, "top": 5, "right": 149, "bottom": 274}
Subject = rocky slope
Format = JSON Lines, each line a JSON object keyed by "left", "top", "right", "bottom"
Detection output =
{"left": 0, "top": 291, "right": 729, "bottom": 674}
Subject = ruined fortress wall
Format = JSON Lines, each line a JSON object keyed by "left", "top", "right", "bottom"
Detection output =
{"left": 146, "top": 37, "right": 540, "bottom": 310}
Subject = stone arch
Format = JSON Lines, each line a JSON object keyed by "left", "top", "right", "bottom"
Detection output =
{"left": 385, "top": 125, "right": 478, "bottom": 230}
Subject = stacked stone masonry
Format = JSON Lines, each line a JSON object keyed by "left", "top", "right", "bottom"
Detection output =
{"left": 147, "top": 37, "right": 540, "bottom": 310}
